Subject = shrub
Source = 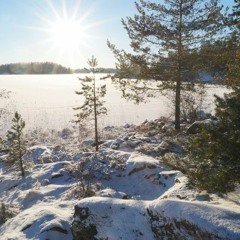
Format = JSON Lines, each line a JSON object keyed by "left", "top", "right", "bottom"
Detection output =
{"left": 0, "top": 203, "right": 7, "bottom": 224}
{"left": 66, "top": 152, "right": 129, "bottom": 198}
{"left": 180, "top": 84, "right": 207, "bottom": 123}
{"left": 0, "top": 202, "right": 16, "bottom": 224}
{"left": 66, "top": 154, "right": 103, "bottom": 198}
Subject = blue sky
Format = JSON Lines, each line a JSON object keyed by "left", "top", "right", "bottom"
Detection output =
{"left": 0, "top": 0, "right": 235, "bottom": 69}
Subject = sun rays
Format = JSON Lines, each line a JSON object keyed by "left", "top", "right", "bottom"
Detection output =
{"left": 30, "top": 0, "right": 105, "bottom": 67}
{"left": 44, "top": 0, "right": 93, "bottom": 54}
{"left": 47, "top": 17, "right": 89, "bottom": 53}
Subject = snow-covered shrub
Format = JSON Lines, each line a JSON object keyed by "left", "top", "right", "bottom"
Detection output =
{"left": 66, "top": 154, "right": 102, "bottom": 198}
{"left": 161, "top": 153, "right": 190, "bottom": 175}
{"left": 38, "top": 151, "right": 52, "bottom": 164}
{"left": 0, "top": 203, "right": 8, "bottom": 224}
{"left": 0, "top": 202, "right": 18, "bottom": 225}
{"left": 25, "top": 126, "right": 78, "bottom": 147}
{"left": 180, "top": 84, "right": 207, "bottom": 123}
{"left": 108, "top": 153, "right": 127, "bottom": 172}
{"left": 59, "top": 127, "right": 73, "bottom": 140}
{"left": 136, "top": 143, "right": 162, "bottom": 157}
{"left": 66, "top": 152, "right": 129, "bottom": 198}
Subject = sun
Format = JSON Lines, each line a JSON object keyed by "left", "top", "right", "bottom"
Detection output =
{"left": 36, "top": 0, "right": 99, "bottom": 56}
{"left": 30, "top": 0, "right": 106, "bottom": 67}
{"left": 48, "top": 18, "right": 88, "bottom": 53}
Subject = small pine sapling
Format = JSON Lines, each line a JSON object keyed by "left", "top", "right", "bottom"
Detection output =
{"left": 6, "top": 112, "right": 27, "bottom": 178}
{"left": 74, "top": 56, "right": 108, "bottom": 151}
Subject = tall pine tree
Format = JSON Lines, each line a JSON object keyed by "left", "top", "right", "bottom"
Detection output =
{"left": 108, "top": 0, "right": 224, "bottom": 130}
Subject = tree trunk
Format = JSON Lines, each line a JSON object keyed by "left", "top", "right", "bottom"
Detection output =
{"left": 175, "top": 79, "right": 181, "bottom": 130}
{"left": 175, "top": 0, "right": 183, "bottom": 131}
{"left": 18, "top": 135, "right": 25, "bottom": 178}
{"left": 94, "top": 107, "right": 99, "bottom": 151}
{"left": 19, "top": 157, "right": 25, "bottom": 178}
{"left": 93, "top": 75, "right": 99, "bottom": 151}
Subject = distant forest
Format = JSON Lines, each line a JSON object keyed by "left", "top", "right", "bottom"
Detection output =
{"left": 0, "top": 62, "right": 72, "bottom": 74}
{"left": 0, "top": 62, "right": 116, "bottom": 74}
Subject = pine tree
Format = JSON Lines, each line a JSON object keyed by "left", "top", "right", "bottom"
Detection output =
{"left": 108, "top": 0, "right": 224, "bottom": 130}
{"left": 188, "top": 91, "right": 240, "bottom": 192}
{"left": 6, "top": 112, "right": 26, "bottom": 178}
{"left": 74, "top": 56, "right": 107, "bottom": 151}
{"left": 186, "top": 2, "right": 240, "bottom": 193}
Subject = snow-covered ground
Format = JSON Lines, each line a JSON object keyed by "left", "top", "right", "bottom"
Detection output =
{"left": 0, "top": 122, "right": 239, "bottom": 239}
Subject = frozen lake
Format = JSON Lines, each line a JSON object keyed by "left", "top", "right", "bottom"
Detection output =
{"left": 0, "top": 74, "right": 228, "bottom": 133}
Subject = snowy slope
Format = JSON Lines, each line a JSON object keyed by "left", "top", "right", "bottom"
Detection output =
{"left": 0, "top": 158, "right": 77, "bottom": 240}
{"left": 0, "top": 127, "right": 239, "bottom": 240}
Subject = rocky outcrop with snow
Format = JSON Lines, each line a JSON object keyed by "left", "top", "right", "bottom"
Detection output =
{"left": 71, "top": 154, "right": 240, "bottom": 240}
{"left": 72, "top": 197, "right": 240, "bottom": 240}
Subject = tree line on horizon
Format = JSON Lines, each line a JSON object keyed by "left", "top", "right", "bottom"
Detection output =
{"left": 0, "top": 62, "right": 117, "bottom": 75}
{"left": 0, "top": 62, "right": 72, "bottom": 74}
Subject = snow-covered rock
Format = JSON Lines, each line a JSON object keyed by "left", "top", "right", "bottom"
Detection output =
{"left": 0, "top": 202, "right": 73, "bottom": 240}
{"left": 149, "top": 199, "right": 240, "bottom": 240}
{"left": 72, "top": 197, "right": 240, "bottom": 240}
{"left": 72, "top": 197, "right": 155, "bottom": 240}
